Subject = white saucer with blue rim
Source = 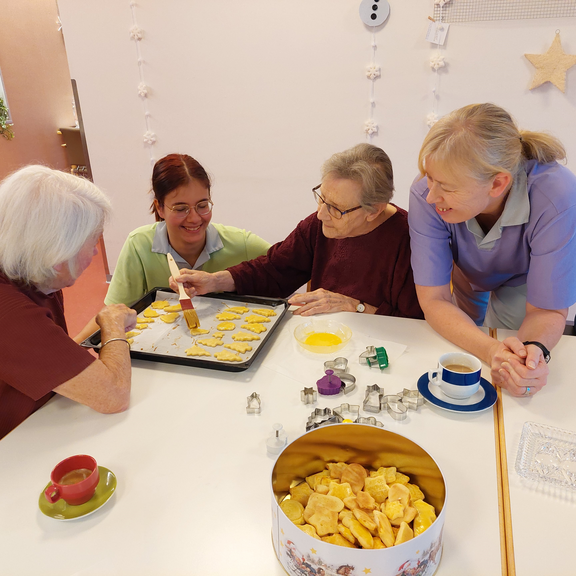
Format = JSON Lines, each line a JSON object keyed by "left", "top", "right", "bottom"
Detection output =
{"left": 417, "top": 373, "right": 497, "bottom": 413}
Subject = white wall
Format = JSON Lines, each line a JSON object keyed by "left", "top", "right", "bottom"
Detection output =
{"left": 57, "top": 0, "right": 576, "bottom": 271}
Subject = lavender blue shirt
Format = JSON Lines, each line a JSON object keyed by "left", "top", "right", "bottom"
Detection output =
{"left": 408, "top": 160, "right": 576, "bottom": 311}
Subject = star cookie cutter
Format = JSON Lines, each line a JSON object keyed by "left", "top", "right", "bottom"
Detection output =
{"left": 363, "top": 384, "right": 384, "bottom": 413}
{"left": 246, "top": 392, "right": 261, "bottom": 414}
{"left": 305, "top": 408, "right": 339, "bottom": 431}
{"left": 301, "top": 387, "right": 318, "bottom": 405}
{"left": 382, "top": 394, "right": 408, "bottom": 421}
{"left": 333, "top": 403, "right": 360, "bottom": 422}
{"left": 322, "top": 358, "right": 357, "bottom": 394}
{"left": 359, "top": 345, "right": 389, "bottom": 369}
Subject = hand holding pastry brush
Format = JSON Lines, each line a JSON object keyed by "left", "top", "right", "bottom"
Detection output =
{"left": 166, "top": 253, "right": 200, "bottom": 329}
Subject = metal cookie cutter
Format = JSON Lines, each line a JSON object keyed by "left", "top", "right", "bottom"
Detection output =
{"left": 355, "top": 416, "right": 384, "bottom": 428}
{"left": 382, "top": 394, "right": 408, "bottom": 421}
{"left": 359, "top": 346, "right": 389, "bottom": 369}
{"left": 323, "top": 358, "right": 356, "bottom": 394}
{"left": 305, "top": 408, "right": 339, "bottom": 431}
{"left": 363, "top": 384, "right": 384, "bottom": 413}
{"left": 398, "top": 388, "right": 424, "bottom": 410}
{"left": 333, "top": 403, "right": 360, "bottom": 423}
{"left": 246, "top": 392, "right": 261, "bottom": 414}
{"left": 300, "top": 387, "right": 317, "bottom": 405}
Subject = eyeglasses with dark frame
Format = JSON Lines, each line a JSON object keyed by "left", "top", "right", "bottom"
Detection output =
{"left": 163, "top": 199, "right": 214, "bottom": 217}
{"left": 312, "top": 185, "right": 362, "bottom": 220}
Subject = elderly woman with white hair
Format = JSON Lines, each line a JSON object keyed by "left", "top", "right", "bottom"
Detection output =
{"left": 170, "top": 144, "right": 423, "bottom": 319}
{"left": 0, "top": 165, "right": 136, "bottom": 440}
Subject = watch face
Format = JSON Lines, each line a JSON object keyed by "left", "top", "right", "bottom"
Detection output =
{"left": 356, "top": 303, "right": 366, "bottom": 313}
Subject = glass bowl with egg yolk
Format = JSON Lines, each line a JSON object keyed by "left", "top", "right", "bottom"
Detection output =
{"left": 293, "top": 319, "right": 352, "bottom": 354}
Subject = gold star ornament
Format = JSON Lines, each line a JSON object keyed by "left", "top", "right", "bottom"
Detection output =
{"left": 525, "top": 33, "right": 576, "bottom": 93}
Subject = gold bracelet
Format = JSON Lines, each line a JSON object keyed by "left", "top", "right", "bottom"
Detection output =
{"left": 100, "top": 337, "right": 130, "bottom": 349}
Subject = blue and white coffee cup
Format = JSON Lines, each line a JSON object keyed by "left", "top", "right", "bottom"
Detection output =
{"left": 428, "top": 352, "right": 482, "bottom": 400}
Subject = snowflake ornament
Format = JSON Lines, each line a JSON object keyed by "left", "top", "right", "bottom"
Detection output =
{"left": 426, "top": 113, "right": 439, "bottom": 128}
{"left": 138, "top": 82, "right": 149, "bottom": 98}
{"left": 364, "top": 120, "right": 378, "bottom": 136}
{"left": 366, "top": 65, "right": 381, "bottom": 80}
{"left": 429, "top": 55, "right": 445, "bottom": 70}
{"left": 129, "top": 25, "right": 144, "bottom": 41}
{"left": 143, "top": 131, "right": 156, "bottom": 145}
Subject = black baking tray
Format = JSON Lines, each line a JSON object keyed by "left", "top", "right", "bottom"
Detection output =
{"left": 81, "top": 287, "right": 289, "bottom": 372}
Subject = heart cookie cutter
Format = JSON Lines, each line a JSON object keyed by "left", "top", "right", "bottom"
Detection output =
{"left": 382, "top": 394, "right": 408, "bottom": 421}
{"left": 320, "top": 358, "right": 357, "bottom": 394}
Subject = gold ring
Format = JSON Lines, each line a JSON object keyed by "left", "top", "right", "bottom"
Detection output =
{"left": 523, "top": 386, "right": 531, "bottom": 396}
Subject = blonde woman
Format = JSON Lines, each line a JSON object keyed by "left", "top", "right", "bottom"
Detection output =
{"left": 409, "top": 103, "right": 576, "bottom": 397}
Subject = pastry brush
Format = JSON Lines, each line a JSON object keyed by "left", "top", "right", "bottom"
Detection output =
{"left": 166, "top": 253, "right": 200, "bottom": 329}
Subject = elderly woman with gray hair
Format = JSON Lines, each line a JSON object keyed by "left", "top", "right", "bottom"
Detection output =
{"left": 0, "top": 165, "right": 136, "bottom": 440}
{"left": 171, "top": 144, "right": 423, "bottom": 318}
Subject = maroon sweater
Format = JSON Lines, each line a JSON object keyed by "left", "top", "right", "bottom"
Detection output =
{"left": 0, "top": 273, "right": 95, "bottom": 440}
{"left": 228, "top": 209, "right": 423, "bottom": 319}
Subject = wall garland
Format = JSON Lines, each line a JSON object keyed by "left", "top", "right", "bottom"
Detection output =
{"left": 427, "top": 0, "right": 451, "bottom": 128}
{"left": 364, "top": 32, "right": 380, "bottom": 139}
{"left": 129, "top": 1, "right": 155, "bottom": 166}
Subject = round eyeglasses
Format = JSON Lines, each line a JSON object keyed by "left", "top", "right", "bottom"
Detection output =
{"left": 164, "top": 200, "right": 214, "bottom": 217}
{"left": 312, "top": 185, "right": 362, "bottom": 220}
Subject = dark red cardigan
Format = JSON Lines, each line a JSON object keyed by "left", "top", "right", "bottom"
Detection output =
{"left": 228, "top": 208, "right": 423, "bottom": 319}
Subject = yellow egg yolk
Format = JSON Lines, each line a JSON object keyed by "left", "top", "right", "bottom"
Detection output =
{"left": 304, "top": 332, "right": 342, "bottom": 347}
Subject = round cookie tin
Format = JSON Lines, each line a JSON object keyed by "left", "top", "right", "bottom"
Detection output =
{"left": 271, "top": 424, "right": 446, "bottom": 576}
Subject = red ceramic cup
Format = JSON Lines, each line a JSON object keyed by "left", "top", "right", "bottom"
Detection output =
{"left": 44, "top": 455, "right": 100, "bottom": 506}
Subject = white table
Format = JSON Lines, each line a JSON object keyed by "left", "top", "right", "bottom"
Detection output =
{"left": 499, "top": 330, "right": 576, "bottom": 576}
{"left": 0, "top": 312, "right": 502, "bottom": 575}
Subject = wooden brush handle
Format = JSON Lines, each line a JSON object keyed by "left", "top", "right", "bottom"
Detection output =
{"left": 166, "top": 254, "right": 188, "bottom": 299}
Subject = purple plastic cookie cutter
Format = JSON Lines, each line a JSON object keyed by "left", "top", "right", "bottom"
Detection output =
{"left": 316, "top": 369, "right": 343, "bottom": 396}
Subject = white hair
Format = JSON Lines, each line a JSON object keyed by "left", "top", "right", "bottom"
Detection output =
{"left": 0, "top": 165, "right": 112, "bottom": 286}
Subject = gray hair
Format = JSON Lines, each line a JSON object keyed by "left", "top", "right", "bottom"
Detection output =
{"left": 0, "top": 165, "right": 111, "bottom": 286}
{"left": 321, "top": 143, "right": 394, "bottom": 211}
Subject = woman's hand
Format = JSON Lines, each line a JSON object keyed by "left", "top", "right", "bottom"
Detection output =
{"left": 488, "top": 337, "right": 548, "bottom": 397}
{"left": 288, "top": 289, "right": 371, "bottom": 316}
{"left": 169, "top": 269, "right": 235, "bottom": 297}
{"left": 96, "top": 303, "right": 137, "bottom": 335}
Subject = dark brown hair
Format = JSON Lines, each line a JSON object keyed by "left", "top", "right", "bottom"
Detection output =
{"left": 150, "top": 154, "right": 211, "bottom": 221}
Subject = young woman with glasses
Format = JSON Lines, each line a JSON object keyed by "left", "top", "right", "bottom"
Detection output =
{"left": 103, "top": 154, "right": 271, "bottom": 308}
{"left": 170, "top": 144, "right": 423, "bottom": 319}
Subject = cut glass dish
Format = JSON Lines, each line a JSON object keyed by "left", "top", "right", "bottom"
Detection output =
{"left": 515, "top": 421, "right": 576, "bottom": 491}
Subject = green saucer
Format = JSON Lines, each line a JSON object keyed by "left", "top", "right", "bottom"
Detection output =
{"left": 38, "top": 466, "right": 117, "bottom": 521}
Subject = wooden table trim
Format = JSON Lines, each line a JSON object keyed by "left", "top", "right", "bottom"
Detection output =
{"left": 490, "top": 327, "right": 516, "bottom": 576}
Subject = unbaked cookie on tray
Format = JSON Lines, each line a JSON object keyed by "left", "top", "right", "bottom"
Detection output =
{"left": 232, "top": 331, "right": 260, "bottom": 342}
{"left": 252, "top": 308, "right": 277, "bottom": 317}
{"left": 224, "top": 343, "right": 253, "bottom": 354}
{"left": 241, "top": 323, "right": 266, "bottom": 334}
{"left": 214, "top": 350, "right": 243, "bottom": 362}
{"left": 185, "top": 345, "right": 211, "bottom": 357}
